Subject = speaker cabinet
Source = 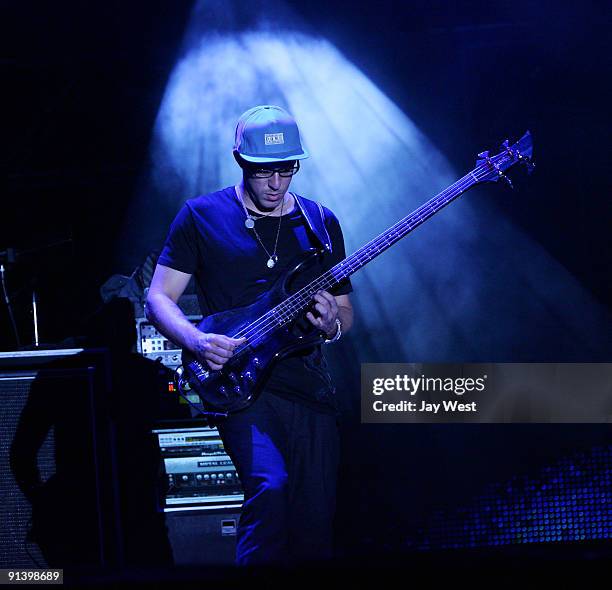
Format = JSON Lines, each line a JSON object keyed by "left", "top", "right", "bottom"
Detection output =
{"left": 165, "top": 509, "right": 240, "bottom": 565}
{"left": 0, "top": 349, "right": 120, "bottom": 568}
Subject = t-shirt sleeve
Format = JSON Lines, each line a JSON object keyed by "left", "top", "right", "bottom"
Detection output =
{"left": 157, "top": 203, "right": 199, "bottom": 274}
{"left": 323, "top": 207, "right": 353, "bottom": 296}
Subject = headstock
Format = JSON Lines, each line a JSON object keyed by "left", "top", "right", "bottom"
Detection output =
{"left": 474, "top": 131, "right": 535, "bottom": 187}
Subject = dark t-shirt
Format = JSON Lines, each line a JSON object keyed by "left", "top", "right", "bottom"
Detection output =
{"left": 158, "top": 186, "right": 352, "bottom": 413}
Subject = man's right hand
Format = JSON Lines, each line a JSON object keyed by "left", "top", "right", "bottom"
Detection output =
{"left": 190, "top": 332, "right": 247, "bottom": 371}
{"left": 146, "top": 265, "right": 247, "bottom": 371}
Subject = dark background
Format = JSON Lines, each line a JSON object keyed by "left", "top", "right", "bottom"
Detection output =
{"left": 2, "top": 0, "right": 611, "bottom": 563}
{"left": 2, "top": 1, "right": 610, "bottom": 347}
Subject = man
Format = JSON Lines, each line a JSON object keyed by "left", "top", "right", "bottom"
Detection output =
{"left": 146, "top": 105, "right": 353, "bottom": 565}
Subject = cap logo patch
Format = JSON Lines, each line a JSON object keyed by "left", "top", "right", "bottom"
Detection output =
{"left": 264, "top": 132, "right": 284, "bottom": 145}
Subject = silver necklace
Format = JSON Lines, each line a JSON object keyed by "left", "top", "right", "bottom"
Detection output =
{"left": 235, "top": 185, "right": 286, "bottom": 268}
{"left": 236, "top": 184, "right": 284, "bottom": 229}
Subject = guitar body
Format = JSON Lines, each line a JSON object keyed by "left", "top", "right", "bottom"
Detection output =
{"left": 179, "top": 249, "right": 327, "bottom": 414}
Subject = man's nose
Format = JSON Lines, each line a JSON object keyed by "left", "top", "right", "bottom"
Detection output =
{"left": 268, "top": 172, "right": 282, "bottom": 189}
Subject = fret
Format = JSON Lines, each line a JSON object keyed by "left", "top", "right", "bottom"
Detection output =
{"left": 270, "top": 173, "right": 480, "bottom": 324}
{"left": 259, "top": 131, "right": 533, "bottom": 329}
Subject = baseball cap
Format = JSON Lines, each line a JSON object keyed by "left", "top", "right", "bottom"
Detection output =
{"left": 233, "top": 105, "right": 309, "bottom": 163}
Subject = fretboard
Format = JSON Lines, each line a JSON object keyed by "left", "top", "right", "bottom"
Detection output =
{"left": 272, "top": 167, "right": 484, "bottom": 325}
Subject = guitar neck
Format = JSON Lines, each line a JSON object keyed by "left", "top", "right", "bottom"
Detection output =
{"left": 276, "top": 168, "right": 483, "bottom": 321}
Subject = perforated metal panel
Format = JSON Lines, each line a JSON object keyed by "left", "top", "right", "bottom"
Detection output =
{"left": 0, "top": 349, "right": 118, "bottom": 569}
{"left": 0, "top": 372, "right": 54, "bottom": 568}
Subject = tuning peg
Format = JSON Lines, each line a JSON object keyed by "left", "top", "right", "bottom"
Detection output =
{"left": 478, "top": 150, "right": 490, "bottom": 160}
{"left": 502, "top": 139, "right": 509, "bottom": 148}
{"left": 499, "top": 173, "right": 513, "bottom": 189}
{"left": 523, "top": 158, "right": 536, "bottom": 175}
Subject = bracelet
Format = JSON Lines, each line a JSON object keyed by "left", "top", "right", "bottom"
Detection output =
{"left": 324, "top": 318, "right": 342, "bottom": 344}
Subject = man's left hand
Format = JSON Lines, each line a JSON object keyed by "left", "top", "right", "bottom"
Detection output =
{"left": 306, "top": 290, "right": 339, "bottom": 338}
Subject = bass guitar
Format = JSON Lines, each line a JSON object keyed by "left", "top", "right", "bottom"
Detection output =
{"left": 176, "top": 132, "right": 534, "bottom": 415}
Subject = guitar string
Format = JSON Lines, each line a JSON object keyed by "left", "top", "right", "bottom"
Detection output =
{"left": 218, "top": 154, "right": 522, "bottom": 358}
{"left": 226, "top": 162, "right": 497, "bottom": 353}
{"left": 220, "top": 180, "right": 477, "bottom": 359}
{"left": 274, "top": 152, "right": 526, "bottom": 317}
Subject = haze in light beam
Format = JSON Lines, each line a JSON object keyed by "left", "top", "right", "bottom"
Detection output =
{"left": 122, "top": 3, "right": 612, "bottom": 363}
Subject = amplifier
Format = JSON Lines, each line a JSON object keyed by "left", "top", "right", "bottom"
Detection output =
{"left": 135, "top": 316, "right": 201, "bottom": 369}
{"left": 133, "top": 294, "right": 203, "bottom": 408}
{"left": 153, "top": 426, "right": 243, "bottom": 512}
{"left": 136, "top": 318, "right": 203, "bottom": 406}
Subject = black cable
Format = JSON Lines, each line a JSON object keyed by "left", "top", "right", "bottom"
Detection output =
{"left": 174, "top": 370, "right": 228, "bottom": 422}
{"left": 0, "top": 263, "right": 22, "bottom": 348}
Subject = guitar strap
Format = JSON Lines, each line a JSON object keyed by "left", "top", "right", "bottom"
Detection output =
{"left": 291, "top": 193, "right": 333, "bottom": 254}
{"left": 187, "top": 192, "right": 334, "bottom": 421}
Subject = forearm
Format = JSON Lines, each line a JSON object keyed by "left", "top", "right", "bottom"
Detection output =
{"left": 145, "top": 292, "right": 201, "bottom": 352}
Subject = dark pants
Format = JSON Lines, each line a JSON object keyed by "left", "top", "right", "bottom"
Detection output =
{"left": 216, "top": 392, "right": 339, "bottom": 566}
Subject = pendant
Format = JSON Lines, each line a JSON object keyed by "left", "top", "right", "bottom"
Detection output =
{"left": 245, "top": 217, "right": 255, "bottom": 229}
{"left": 267, "top": 255, "right": 278, "bottom": 268}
